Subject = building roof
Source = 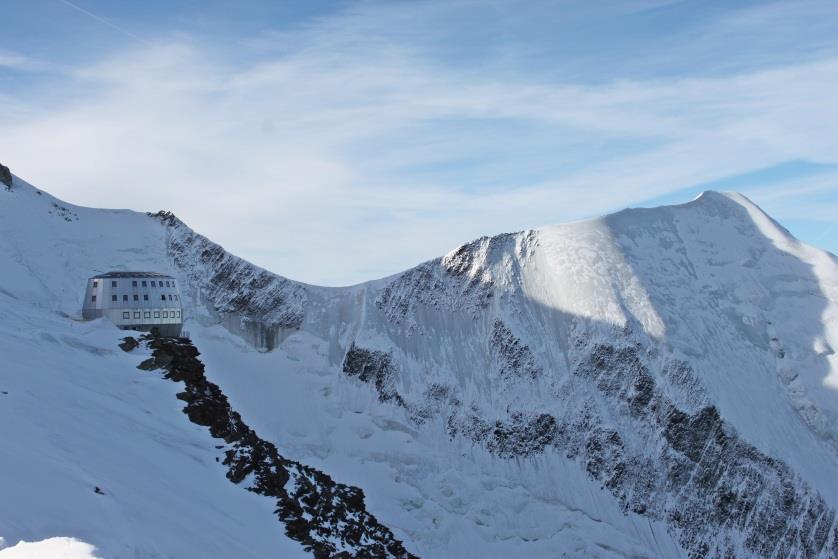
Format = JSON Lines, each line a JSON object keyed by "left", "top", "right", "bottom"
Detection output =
{"left": 94, "top": 271, "right": 175, "bottom": 279}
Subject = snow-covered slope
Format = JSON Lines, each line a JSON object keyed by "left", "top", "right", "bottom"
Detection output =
{"left": 1, "top": 174, "right": 837, "bottom": 558}
{"left": 0, "top": 182, "right": 308, "bottom": 557}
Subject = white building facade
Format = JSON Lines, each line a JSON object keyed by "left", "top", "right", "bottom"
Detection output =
{"left": 82, "top": 272, "right": 183, "bottom": 337}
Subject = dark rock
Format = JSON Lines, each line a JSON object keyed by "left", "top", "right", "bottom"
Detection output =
{"left": 490, "top": 320, "right": 541, "bottom": 380}
{"left": 118, "top": 337, "right": 139, "bottom": 352}
{"left": 446, "top": 410, "right": 558, "bottom": 458}
{"left": 133, "top": 335, "right": 417, "bottom": 558}
{"left": 342, "top": 344, "right": 405, "bottom": 406}
{"left": 570, "top": 340, "right": 838, "bottom": 558}
{"left": 0, "top": 162, "right": 11, "bottom": 188}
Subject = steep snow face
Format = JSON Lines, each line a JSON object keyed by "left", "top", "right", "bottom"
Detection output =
{"left": 157, "top": 189, "right": 838, "bottom": 556}
{"left": 2, "top": 176, "right": 838, "bottom": 558}
{"left": 522, "top": 192, "right": 838, "bottom": 492}
{"left": 317, "top": 193, "right": 838, "bottom": 557}
{"left": 153, "top": 211, "right": 307, "bottom": 351}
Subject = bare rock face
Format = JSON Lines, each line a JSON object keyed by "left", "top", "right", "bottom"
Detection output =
{"left": 0, "top": 162, "right": 12, "bottom": 189}
{"left": 342, "top": 344, "right": 405, "bottom": 406}
{"left": 135, "top": 335, "right": 418, "bottom": 559}
{"left": 375, "top": 232, "right": 537, "bottom": 333}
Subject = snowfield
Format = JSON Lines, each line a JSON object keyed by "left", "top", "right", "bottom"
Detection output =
{"left": 1, "top": 175, "right": 837, "bottom": 558}
{"left": 0, "top": 537, "right": 101, "bottom": 559}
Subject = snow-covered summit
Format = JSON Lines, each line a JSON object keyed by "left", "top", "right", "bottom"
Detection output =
{"left": 1, "top": 175, "right": 837, "bottom": 558}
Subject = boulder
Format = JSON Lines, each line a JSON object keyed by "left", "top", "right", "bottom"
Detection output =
{"left": 0, "top": 162, "right": 11, "bottom": 189}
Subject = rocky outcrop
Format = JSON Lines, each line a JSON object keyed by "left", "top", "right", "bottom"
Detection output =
{"left": 375, "top": 232, "right": 536, "bottom": 332}
{"left": 0, "top": 162, "right": 12, "bottom": 189}
{"left": 340, "top": 336, "right": 838, "bottom": 558}
{"left": 374, "top": 260, "right": 493, "bottom": 332}
{"left": 447, "top": 410, "right": 558, "bottom": 458}
{"left": 490, "top": 319, "right": 542, "bottom": 380}
{"left": 127, "top": 335, "right": 417, "bottom": 559}
{"left": 564, "top": 341, "right": 838, "bottom": 558}
{"left": 342, "top": 344, "right": 405, "bottom": 406}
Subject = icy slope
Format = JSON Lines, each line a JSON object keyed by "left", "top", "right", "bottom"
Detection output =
{"left": 155, "top": 186, "right": 838, "bottom": 557}
{"left": 2, "top": 174, "right": 838, "bottom": 558}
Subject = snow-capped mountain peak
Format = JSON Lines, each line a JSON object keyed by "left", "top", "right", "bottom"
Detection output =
{"left": 2, "top": 175, "right": 837, "bottom": 558}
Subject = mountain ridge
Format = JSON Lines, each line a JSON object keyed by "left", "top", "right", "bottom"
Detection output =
{"left": 1, "top": 172, "right": 837, "bottom": 558}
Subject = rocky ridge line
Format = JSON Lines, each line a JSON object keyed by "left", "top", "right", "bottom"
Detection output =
{"left": 149, "top": 211, "right": 306, "bottom": 351}
{"left": 124, "top": 335, "right": 417, "bottom": 559}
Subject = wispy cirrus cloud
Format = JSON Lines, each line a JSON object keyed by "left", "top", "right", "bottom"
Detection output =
{"left": 0, "top": 50, "right": 50, "bottom": 72}
{"left": 0, "top": 0, "right": 836, "bottom": 284}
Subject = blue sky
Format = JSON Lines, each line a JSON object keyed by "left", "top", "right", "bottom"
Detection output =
{"left": 1, "top": 0, "right": 836, "bottom": 284}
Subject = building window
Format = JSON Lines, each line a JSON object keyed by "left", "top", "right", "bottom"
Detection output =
{"left": 163, "top": 311, "right": 169, "bottom": 318}
{"left": 93, "top": 280, "right": 98, "bottom": 288}
{"left": 143, "top": 294, "right": 149, "bottom": 301}
{"left": 91, "top": 295, "right": 96, "bottom": 302}
{"left": 174, "top": 294, "right": 178, "bottom": 300}
{"left": 151, "top": 281, "right": 156, "bottom": 287}
{"left": 133, "top": 294, "right": 139, "bottom": 301}
{"left": 111, "top": 295, "right": 117, "bottom": 302}
{"left": 132, "top": 280, "right": 137, "bottom": 287}
{"left": 111, "top": 280, "right": 117, "bottom": 287}
{"left": 141, "top": 281, "right": 147, "bottom": 287}
{"left": 176, "top": 310, "right": 181, "bottom": 318}
{"left": 161, "top": 294, "right": 166, "bottom": 301}
{"left": 154, "top": 311, "right": 160, "bottom": 318}
{"left": 134, "top": 312, "right": 141, "bottom": 319}
{"left": 168, "top": 294, "right": 173, "bottom": 301}
{"left": 144, "top": 311, "right": 151, "bottom": 319}
{"left": 123, "top": 294, "right": 128, "bottom": 301}
{"left": 122, "top": 312, "right": 130, "bottom": 319}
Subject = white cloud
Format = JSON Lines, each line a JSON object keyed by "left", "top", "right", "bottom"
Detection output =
{"left": 0, "top": 50, "right": 48, "bottom": 71}
{"left": 1, "top": 2, "right": 836, "bottom": 284}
